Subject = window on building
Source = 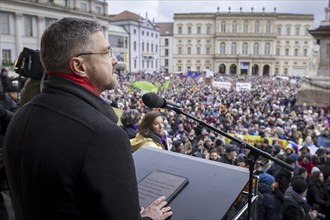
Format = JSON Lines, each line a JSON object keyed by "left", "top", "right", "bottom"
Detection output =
{"left": 206, "top": 47, "right": 210, "bottom": 55}
{"left": 284, "top": 68, "right": 288, "bottom": 75}
{"left": 197, "top": 47, "right": 201, "bottom": 54}
{"left": 277, "top": 26, "right": 281, "bottom": 35}
{"left": 231, "top": 42, "right": 237, "bottom": 54}
{"left": 142, "top": 60, "right": 144, "bottom": 68}
{"left": 133, "top": 29, "right": 137, "bottom": 34}
{"left": 142, "top": 31, "right": 144, "bottom": 35}
{"left": 220, "top": 42, "right": 226, "bottom": 54}
{"left": 95, "top": 6, "right": 101, "bottom": 14}
{"left": 253, "top": 43, "right": 259, "bottom": 55}
{"left": 197, "top": 26, "right": 201, "bottom": 34}
{"left": 266, "top": 21, "right": 271, "bottom": 34}
{"left": 275, "top": 68, "right": 279, "bottom": 75}
{"left": 178, "top": 26, "right": 182, "bottom": 34}
{"left": 305, "top": 27, "right": 309, "bottom": 36}
{"left": 187, "top": 47, "right": 191, "bottom": 54}
{"left": 165, "top": 59, "right": 168, "bottom": 66}
{"left": 151, "top": 43, "right": 154, "bottom": 52}
{"left": 155, "top": 45, "right": 158, "bottom": 53}
{"left": 294, "top": 48, "right": 299, "bottom": 56}
{"left": 178, "top": 66, "right": 182, "bottom": 71}
{"left": 242, "top": 42, "right": 248, "bottom": 55}
{"left": 286, "top": 27, "right": 291, "bottom": 35}
{"left": 45, "top": 18, "right": 57, "bottom": 29}
{"left": 134, "top": 41, "right": 137, "bottom": 51}
{"left": 146, "top": 43, "right": 149, "bottom": 52}
{"left": 2, "top": 49, "right": 11, "bottom": 66}
{"left": 207, "top": 26, "right": 211, "bottom": 34}
{"left": 0, "top": 12, "right": 10, "bottom": 34}
{"left": 295, "top": 27, "right": 300, "bottom": 36}
{"left": 24, "top": 15, "right": 33, "bottom": 36}
{"left": 304, "top": 48, "right": 308, "bottom": 56}
{"left": 264, "top": 43, "right": 270, "bottom": 55}
{"left": 155, "top": 34, "right": 158, "bottom": 38}
{"left": 151, "top": 33, "right": 153, "bottom": 37}
{"left": 285, "top": 48, "right": 289, "bottom": 56}
{"left": 165, "top": 38, "right": 169, "bottom": 46}
{"left": 276, "top": 48, "right": 280, "bottom": 56}
{"left": 80, "top": 2, "right": 87, "bottom": 11}
{"left": 232, "top": 21, "right": 237, "bottom": 33}
{"left": 109, "top": 35, "right": 124, "bottom": 48}
{"left": 178, "top": 47, "right": 182, "bottom": 55}
{"left": 255, "top": 21, "right": 259, "bottom": 33}
{"left": 134, "top": 59, "right": 137, "bottom": 68}
{"left": 165, "top": 49, "right": 168, "bottom": 56}
{"left": 243, "top": 20, "right": 249, "bottom": 33}
{"left": 142, "top": 42, "right": 144, "bottom": 51}
{"left": 188, "top": 26, "right": 192, "bottom": 34}
{"left": 221, "top": 21, "right": 226, "bottom": 33}
{"left": 147, "top": 32, "right": 149, "bottom": 36}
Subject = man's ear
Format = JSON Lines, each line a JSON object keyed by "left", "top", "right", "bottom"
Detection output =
{"left": 70, "top": 57, "right": 88, "bottom": 77}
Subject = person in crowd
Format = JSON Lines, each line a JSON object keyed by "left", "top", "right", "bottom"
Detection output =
{"left": 4, "top": 17, "right": 172, "bottom": 220}
{"left": 256, "top": 172, "right": 277, "bottom": 220}
{"left": 260, "top": 139, "right": 272, "bottom": 154}
{"left": 0, "top": 68, "right": 14, "bottom": 93}
{"left": 209, "top": 148, "right": 221, "bottom": 162}
{"left": 316, "top": 154, "right": 330, "bottom": 181}
{"left": 282, "top": 179, "right": 318, "bottom": 220}
{"left": 219, "top": 144, "right": 237, "bottom": 165}
{"left": 0, "top": 85, "right": 20, "bottom": 113}
{"left": 131, "top": 111, "right": 165, "bottom": 152}
{"left": 324, "top": 176, "right": 330, "bottom": 219}
{"left": 299, "top": 154, "right": 315, "bottom": 177}
{"left": 273, "top": 156, "right": 295, "bottom": 219}
{"left": 170, "top": 139, "right": 184, "bottom": 154}
{"left": 307, "top": 171, "right": 328, "bottom": 217}
{"left": 293, "top": 167, "right": 308, "bottom": 182}
{"left": 120, "top": 109, "right": 141, "bottom": 139}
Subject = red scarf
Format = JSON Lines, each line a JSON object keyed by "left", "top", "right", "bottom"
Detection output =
{"left": 48, "top": 72, "right": 99, "bottom": 96}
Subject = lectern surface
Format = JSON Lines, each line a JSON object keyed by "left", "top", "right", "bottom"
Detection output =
{"left": 133, "top": 147, "right": 249, "bottom": 220}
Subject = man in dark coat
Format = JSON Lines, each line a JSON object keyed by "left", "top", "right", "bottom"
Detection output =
{"left": 4, "top": 17, "right": 172, "bottom": 220}
{"left": 282, "top": 179, "right": 317, "bottom": 220}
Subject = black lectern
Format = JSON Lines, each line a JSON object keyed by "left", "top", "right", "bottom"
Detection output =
{"left": 133, "top": 147, "right": 249, "bottom": 220}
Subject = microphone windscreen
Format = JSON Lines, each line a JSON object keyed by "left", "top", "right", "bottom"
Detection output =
{"left": 142, "top": 92, "right": 164, "bottom": 108}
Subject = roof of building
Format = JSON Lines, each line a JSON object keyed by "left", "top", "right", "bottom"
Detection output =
{"left": 108, "top": 25, "right": 127, "bottom": 34}
{"left": 111, "top": 10, "right": 144, "bottom": 21}
{"left": 309, "top": 25, "right": 330, "bottom": 34}
{"left": 155, "top": 22, "right": 174, "bottom": 36}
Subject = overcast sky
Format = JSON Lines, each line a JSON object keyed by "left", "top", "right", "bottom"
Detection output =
{"left": 107, "top": 0, "right": 328, "bottom": 27}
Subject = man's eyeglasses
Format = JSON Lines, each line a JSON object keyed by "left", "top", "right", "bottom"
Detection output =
{"left": 76, "top": 49, "right": 112, "bottom": 58}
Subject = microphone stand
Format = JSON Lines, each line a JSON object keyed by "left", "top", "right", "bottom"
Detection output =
{"left": 167, "top": 105, "right": 293, "bottom": 220}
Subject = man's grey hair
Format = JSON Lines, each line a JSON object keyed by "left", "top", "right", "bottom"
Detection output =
{"left": 40, "top": 17, "right": 103, "bottom": 73}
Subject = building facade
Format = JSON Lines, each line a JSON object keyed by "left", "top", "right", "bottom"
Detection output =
{"left": 156, "top": 22, "right": 174, "bottom": 74}
{"left": 110, "top": 11, "right": 160, "bottom": 74}
{"left": 0, "top": 0, "right": 110, "bottom": 66}
{"left": 108, "top": 25, "right": 130, "bottom": 72}
{"left": 172, "top": 9, "right": 315, "bottom": 76}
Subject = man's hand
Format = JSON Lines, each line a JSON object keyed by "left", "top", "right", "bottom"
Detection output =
{"left": 140, "top": 196, "right": 173, "bottom": 220}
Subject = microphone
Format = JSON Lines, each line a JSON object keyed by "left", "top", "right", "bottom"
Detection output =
{"left": 142, "top": 92, "right": 180, "bottom": 109}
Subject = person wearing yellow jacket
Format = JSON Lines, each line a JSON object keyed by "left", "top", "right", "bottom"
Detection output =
{"left": 131, "top": 111, "right": 165, "bottom": 152}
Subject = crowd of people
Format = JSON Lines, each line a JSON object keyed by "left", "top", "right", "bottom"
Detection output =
{"left": 0, "top": 17, "right": 329, "bottom": 220}
{"left": 113, "top": 72, "right": 330, "bottom": 219}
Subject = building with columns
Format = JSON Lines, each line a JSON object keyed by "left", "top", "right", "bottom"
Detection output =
{"left": 172, "top": 9, "right": 315, "bottom": 76}
{"left": 0, "top": 0, "right": 110, "bottom": 66}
